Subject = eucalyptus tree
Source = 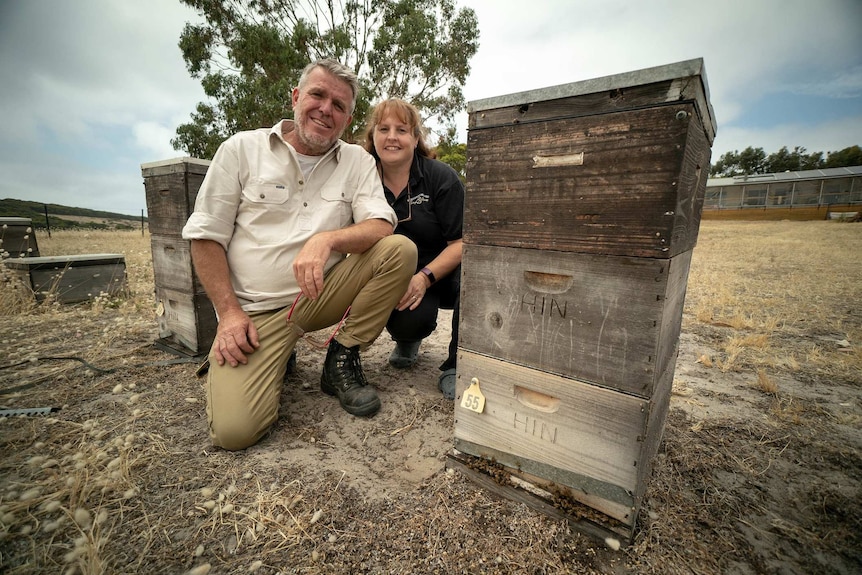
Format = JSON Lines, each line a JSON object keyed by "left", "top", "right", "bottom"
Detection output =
{"left": 172, "top": 0, "right": 479, "bottom": 159}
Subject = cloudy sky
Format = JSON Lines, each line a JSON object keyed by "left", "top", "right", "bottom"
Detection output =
{"left": 1, "top": 0, "right": 860, "bottom": 216}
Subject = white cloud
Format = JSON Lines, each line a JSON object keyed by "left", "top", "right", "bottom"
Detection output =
{"left": 1, "top": 0, "right": 861, "bottom": 217}
{"left": 788, "top": 66, "right": 862, "bottom": 99}
{"left": 133, "top": 122, "right": 181, "bottom": 160}
{"left": 457, "top": 0, "right": 862, "bottom": 156}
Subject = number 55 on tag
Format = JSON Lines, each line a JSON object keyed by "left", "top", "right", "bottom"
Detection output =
{"left": 460, "top": 377, "right": 486, "bottom": 414}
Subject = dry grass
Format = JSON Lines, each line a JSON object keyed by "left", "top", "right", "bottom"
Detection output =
{"left": 1, "top": 222, "right": 861, "bottom": 574}
{"left": 1, "top": 230, "right": 154, "bottom": 318}
{"left": 685, "top": 220, "right": 862, "bottom": 380}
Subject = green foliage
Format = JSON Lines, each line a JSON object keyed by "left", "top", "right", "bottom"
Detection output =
{"left": 173, "top": 0, "right": 479, "bottom": 159}
{"left": 0, "top": 198, "right": 143, "bottom": 230}
{"left": 433, "top": 126, "right": 466, "bottom": 182}
{"left": 710, "top": 145, "right": 862, "bottom": 177}
{"left": 824, "top": 145, "right": 862, "bottom": 168}
{"left": 764, "top": 146, "right": 823, "bottom": 173}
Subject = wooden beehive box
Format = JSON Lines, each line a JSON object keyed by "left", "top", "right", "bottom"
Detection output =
{"left": 153, "top": 287, "right": 218, "bottom": 354}
{"left": 4, "top": 254, "right": 126, "bottom": 304}
{"left": 141, "top": 157, "right": 216, "bottom": 355}
{"left": 451, "top": 59, "right": 715, "bottom": 544}
{"left": 1, "top": 217, "right": 40, "bottom": 258}
{"left": 142, "top": 158, "right": 210, "bottom": 236}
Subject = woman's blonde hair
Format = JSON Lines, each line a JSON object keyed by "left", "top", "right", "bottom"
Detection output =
{"left": 362, "top": 98, "right": 435, "bottom": 159}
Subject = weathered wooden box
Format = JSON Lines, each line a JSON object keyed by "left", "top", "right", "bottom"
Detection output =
{"left": 149, "top": 235, "right": 205, "bottom": 294}
{"left": 453, "top": 347, "right": 673, "bottom": 538}
{"left": 154, "top": 287, "right": 218, "bottom": 354}
{"left": 142, "top": 158, "right": 210, "bottom": 237}
{"left": 1, "top": 217, "right": 40, "bottom": 258}
{"left": 452, "top": 59, "right": 715, "bottom": 544}
{"left": 464, "top": 59, "right": 715, "bottom": 259}
{"left": 459, "top": 244, "right": 692, "bottom": 398}
{"left": 4, "top": 254, "right": 126, "bottom": 304}
{"left": 142, "top": 157, "right": 215, "bottom": 355}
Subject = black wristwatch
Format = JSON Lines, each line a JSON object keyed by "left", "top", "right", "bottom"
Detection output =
{"left": 420, "top": 267, "right": 436, "bottom": 284}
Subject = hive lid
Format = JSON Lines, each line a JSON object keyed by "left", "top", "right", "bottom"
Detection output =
{"left": 141, "top": 157, "right": 211, "bottom": 176}
{"left": 4, "top": 253, "right": 125, "bottom": 270}
{"left": 468, "top": 58, "right": 716, "bottom": 144}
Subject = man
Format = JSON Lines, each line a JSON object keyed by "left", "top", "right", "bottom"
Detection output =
{"left": 182, "top": 59, "right": 417, "bottom": 451}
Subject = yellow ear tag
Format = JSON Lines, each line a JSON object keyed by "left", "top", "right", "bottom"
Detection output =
{"left": 460, "top": 377, "right": 486, "bottom": 414}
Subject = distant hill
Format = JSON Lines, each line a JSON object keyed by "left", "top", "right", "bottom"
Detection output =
{"left": 0, "top": 198, "right": 146, "bottom": 231}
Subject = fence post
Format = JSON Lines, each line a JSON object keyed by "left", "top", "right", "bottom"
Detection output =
{"left": 43, "top": 204, "right": 51, "bottom": 238}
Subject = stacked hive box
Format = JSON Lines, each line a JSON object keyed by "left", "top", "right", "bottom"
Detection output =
{"left": 141, "top": 158, "right": 216, "bottom": 355}
{"left": 452, "top": 59, "right": 716, "bottom": 542}
{"left": 5, "top": 254, "right": 126, "bottom": 304}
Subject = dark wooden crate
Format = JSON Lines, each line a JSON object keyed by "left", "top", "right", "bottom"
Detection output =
{"left": 141, "top": 158, "right": 210, "bottom": 237}
{"left": 0, "top": 217, "right": 40, "bottom": 258}
{"left": 150, "top": 235, "right": 205, "bottom": 294}
{"left": 465, "top": 58, "right": 715, "bottom": 259}
{"left": 154, "top": 287, "right": 217, "bottom": 354}
{"left": 4, "top": 254, "right": 126, "bottom": 304}
{"left": 459, "top": 244, "right": 691, "bottom": 398}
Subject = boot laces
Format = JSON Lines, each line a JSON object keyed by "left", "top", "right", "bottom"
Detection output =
{"left": 336, "top": 346, "right": 368, "bottom": 388}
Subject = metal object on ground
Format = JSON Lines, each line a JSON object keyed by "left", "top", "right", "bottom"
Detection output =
{"left": 0, "top": 407, "right": 60, "bottom": 417}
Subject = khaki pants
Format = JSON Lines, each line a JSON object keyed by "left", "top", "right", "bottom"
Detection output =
{"left": 206, "top": 234, "right": 417, "bottom": 450}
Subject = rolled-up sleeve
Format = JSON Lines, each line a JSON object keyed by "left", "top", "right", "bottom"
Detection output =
{"left": 182, "top": 139, "right": 242, "bottom": 248}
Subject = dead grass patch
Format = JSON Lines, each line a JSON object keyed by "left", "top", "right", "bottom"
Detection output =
{"left": 1, "top": 223, "right": 861, "bottom": 574}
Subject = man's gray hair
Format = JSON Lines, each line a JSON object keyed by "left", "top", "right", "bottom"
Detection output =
{"left": 298, "top": 59, "right": 359, "bottom": 113}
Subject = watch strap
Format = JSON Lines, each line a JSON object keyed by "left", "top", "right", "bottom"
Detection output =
{"left": 420, "top": 267, "right": 436, "bottom": 284}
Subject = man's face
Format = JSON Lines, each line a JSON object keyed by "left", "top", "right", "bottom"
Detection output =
{"left": 290, "top": 67, "right": 354, "bottom": 155}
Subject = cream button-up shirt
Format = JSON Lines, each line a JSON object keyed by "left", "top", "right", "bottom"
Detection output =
{"left": 182, "top": 120, "right": 397, "bottom": 312}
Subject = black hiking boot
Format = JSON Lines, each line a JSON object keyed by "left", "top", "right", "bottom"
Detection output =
{"left": 320, "top": 340, "right": 381, "bottom": 417}
{"left": 283, "top": 349, "right": 297, "bottom": 381}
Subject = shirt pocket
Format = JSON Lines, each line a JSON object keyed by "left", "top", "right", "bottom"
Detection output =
{"left": 236, "top": 181, "right": 291, "bottom": 245}
{"left": 320, "top": 182, "right": 354, "bottom": 226}
{"left": 242, "top": 181, "right": 290, "bottom": 204}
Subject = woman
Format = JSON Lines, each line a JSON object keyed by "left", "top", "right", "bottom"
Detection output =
{"left": 363, "top": 98, "right": 464, "bottom": 399}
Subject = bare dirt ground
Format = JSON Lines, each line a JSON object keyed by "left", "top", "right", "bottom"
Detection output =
{"left": 0, "top": 221, "right": 860, "bottom": 574}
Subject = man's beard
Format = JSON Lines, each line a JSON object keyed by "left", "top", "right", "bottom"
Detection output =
{"left": 294, "top": 109, "right": 339, "bottom": 155}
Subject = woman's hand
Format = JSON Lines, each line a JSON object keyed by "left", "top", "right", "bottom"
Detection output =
{"left": 396, "top": 273, "right": 430, "bottom": 311}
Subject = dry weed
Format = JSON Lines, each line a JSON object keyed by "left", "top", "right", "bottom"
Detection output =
{"left": 756, "top": 369, "right": 778, "bottom": 395}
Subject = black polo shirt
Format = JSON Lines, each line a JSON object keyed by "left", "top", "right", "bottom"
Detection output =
{"left": 383, "top": 153, "right": 464, "bottom": 269}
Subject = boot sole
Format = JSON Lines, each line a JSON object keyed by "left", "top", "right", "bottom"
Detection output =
{"left": 320, "top": 376, "right": 381, "bottom": 417}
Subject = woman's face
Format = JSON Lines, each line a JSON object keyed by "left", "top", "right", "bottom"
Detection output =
{"left": 373, "top": 112, "right": 418, "bottom": 167}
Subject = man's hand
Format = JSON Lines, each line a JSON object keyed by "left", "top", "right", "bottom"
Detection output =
{"left": 293, "top": 220, "right": 394, "bottom": 300}
{"left": 212, "top": 308, "right": 260, "bottom": 367}
{"left": 293, "top": 233, "right": 332, "bottom": 300}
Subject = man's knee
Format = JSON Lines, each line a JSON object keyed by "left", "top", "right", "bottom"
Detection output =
{"left": 378, "top": 234, "right": 418, "bottom": 267}
{"left": 207, "top": 368, "right": 279, "bottom": 451}
{"left": 210, "top": 412, "right": 272, "bottom": 451}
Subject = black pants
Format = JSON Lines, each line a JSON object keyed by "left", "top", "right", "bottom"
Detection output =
{"left": 385, "top": 265, "right": 460, "bottom": 371}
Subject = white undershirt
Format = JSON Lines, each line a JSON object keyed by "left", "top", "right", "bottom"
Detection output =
{"left": 295, "top": 152, "right": 322, "bottom": 180}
